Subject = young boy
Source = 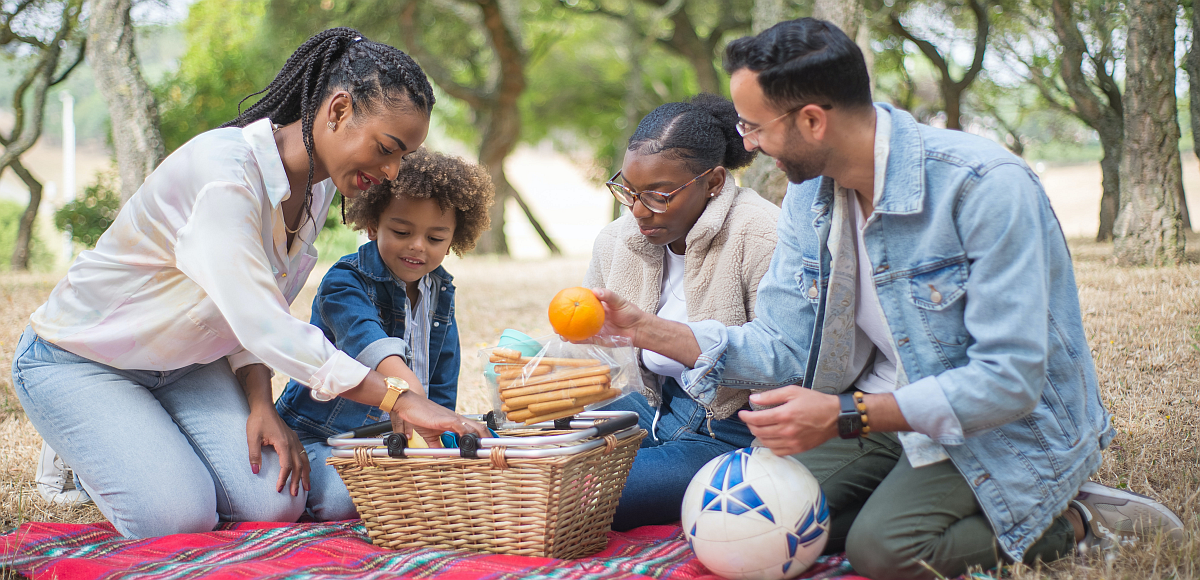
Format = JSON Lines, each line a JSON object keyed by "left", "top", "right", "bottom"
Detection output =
{"left": 275, "top": 148, "right": 494, "bottom": 521}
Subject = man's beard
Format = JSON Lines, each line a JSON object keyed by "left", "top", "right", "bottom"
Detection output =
{"left": 774, "top": 129, "right": 826, "bottom": 184}
{"left": 779, "top": 157, "right": 823, "bottom": 184}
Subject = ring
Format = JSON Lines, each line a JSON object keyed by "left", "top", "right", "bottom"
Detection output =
{"left": 299, "top": 450, "right": 308, "bottom": 455}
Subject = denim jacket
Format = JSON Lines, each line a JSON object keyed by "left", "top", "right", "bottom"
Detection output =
{"left": 275, "top": 241, "right": 459, "bottom": 438}
{"left": 682, "top": 104, "right": 1114, "bottom": 560}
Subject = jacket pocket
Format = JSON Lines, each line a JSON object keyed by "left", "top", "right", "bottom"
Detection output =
{"left": 902, "top": 261, "right": 969, "bottom": 362}
{"left": 799, "top": 257, "right": 824, "bottom": 306}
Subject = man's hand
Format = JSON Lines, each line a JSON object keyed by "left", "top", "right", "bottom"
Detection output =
{"left": 591, "top": 288, "right": 703, "bottom": 366}
{"left": 246, "top": 408, "right": 311, "bottom": 496}
{"left": 591, "top": 288, "right": 650, "bottom": 344}
{"left": 738, "top": 386, "right": 840, "bottom": 456}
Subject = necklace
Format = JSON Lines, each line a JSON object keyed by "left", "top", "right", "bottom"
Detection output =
{"left": 273, "top": 123, "right": 305, "bottom": 235}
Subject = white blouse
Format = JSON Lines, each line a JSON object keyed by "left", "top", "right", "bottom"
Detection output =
{"left": 30, "top": 118, "right": 369, "bottom": 399}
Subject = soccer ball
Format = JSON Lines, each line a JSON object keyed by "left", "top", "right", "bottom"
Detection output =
{"left": 681, "top": 447, "right": 829, "bottom": 580}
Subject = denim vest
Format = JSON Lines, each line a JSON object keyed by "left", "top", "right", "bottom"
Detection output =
{"left": 276, "top": 241, "right": 459, "bottom": 438}
{"left": 682, "top": 104, "right": 1114, "bottom": 560}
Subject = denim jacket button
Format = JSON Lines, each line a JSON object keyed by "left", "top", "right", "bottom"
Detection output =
{"left": 807, "top": 282, "right": 819, "bottom": 299}
{"left": 433, "top": 321, "right": 440, "bottom": 327}
{"left": 930, "top": 288, "right": 943, "bottom": 304}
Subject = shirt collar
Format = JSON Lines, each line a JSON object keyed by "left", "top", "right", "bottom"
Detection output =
{"left": 357, "top": 240, "right": 453, "bottom": 285}
{"left": 241, "top": 118, "right": 292, "bottom": 208}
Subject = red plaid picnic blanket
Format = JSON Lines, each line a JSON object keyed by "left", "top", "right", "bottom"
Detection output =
{"left": 1, "top": 521, "right": 866, "bottom": 580}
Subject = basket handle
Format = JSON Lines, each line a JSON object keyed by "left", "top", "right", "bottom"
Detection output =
{"left": 347, "top": 420, "right": 393, "bottom": 439}
{"left": 590, "top": 413, "right": 638, "bottom": 438}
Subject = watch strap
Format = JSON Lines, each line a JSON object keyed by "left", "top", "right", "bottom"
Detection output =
{"left": 379, "top": 377, "right": 410, "bottom": 413}
{"left": 836, "top": 392, "right": 863, "bottom": 439}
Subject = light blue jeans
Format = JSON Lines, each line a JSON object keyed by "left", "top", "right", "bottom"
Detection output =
{"left": 296, "top": 432, "right": 359, "bottom": 521}
{"left": 10, "top": 327, "right": 306, "bottom": 538}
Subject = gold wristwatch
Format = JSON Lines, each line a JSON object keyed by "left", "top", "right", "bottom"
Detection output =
{"left": 378, "top": 376, "right": 411, "bottom": 413}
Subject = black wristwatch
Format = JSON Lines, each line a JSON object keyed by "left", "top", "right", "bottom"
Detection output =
{"left": 836, "top": 392, "right": 864, "bottom": 439}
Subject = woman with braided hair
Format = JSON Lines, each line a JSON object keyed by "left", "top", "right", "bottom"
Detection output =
{"left": 11, "top": 28, "right": 489, "bottom": 538}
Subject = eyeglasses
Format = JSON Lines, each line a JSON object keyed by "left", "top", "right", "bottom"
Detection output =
{"left": 735, "top": 103, "right": 831, "bottom": 145}
{"left": 606, "top": 167, "right": 716, "bottom": 213}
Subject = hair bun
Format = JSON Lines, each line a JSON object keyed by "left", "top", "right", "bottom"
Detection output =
{"left": 688, "top": 93, "right": 757, "bottom": 170}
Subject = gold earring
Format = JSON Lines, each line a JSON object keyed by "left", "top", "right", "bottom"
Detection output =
{"left": 327, "top": 121, "right": 336, "bottom": 131}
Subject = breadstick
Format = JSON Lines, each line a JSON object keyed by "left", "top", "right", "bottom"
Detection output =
{"left": 498, "top": 365, "right": 610, "bottom": 389}
{"left": 492, "top": 364, "right": 530, "bottom": 373}
{"left": 571, "top": 388, "right": 621, "bottom": 408}
{"left": 505, "top": 389, "right": 620, "bottom": 421}
{"left": 500, "top": 375, "right": 610, "bottom": 399}
{"left": 502, "top": 384, "right": 608, "bottom": 410}
{"left": 490, "top": 356, "right": 601, "bottom": 367}
{"left": 527, "top": 398, "right": 579, "bottom": 415}
{"left": 492, "top": 347, "right": 525, "bottom": 360}
{"left": 505, "top": 407, "right": 535, "bottom": 422}
{"left": 497, "top": 365, "right": 551, "bottom": 381}
{"left": 523, "top": 405, "right": 585, "bottom": 426}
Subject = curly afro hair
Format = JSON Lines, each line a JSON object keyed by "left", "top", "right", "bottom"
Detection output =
{"left": 345, "top": 148, "right": 494, "bottom": 256}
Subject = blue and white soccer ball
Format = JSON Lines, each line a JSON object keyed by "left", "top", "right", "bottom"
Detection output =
{"left": 681, "top": 447, "right": 830, "bottom": 580}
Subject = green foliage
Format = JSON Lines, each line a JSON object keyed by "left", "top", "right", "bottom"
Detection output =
{"left": 0, "top": 201, "right": 52, "bottom": 272}
{"left": 154, "top": 0, "right": 287, "bottom": 152}
{"left": 54, "top": 171, "right": 121, "bottom": 248}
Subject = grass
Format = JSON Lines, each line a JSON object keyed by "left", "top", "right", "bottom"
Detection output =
{"left": 1, "top": 243, "right": 1199, "bottom": 578}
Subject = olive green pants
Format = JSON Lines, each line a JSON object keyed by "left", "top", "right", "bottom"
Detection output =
{"left": 792, "top": 433, "right": 1075, "bottom": 580}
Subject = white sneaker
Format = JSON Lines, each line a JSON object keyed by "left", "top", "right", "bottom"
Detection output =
{"left": 36, "top": 440, "right": 90, "bottom": 506}
{"left": 1073, "top": 481, "right": 1185, "bottom": 554}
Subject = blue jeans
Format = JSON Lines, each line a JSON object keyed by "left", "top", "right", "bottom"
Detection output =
{"left": 10, "top": 327, "right": 306, "bottom": 538}
{"left": 601, "top": 377, "right": 754, "bottom": 531}
{"left": 296, "top": 432, "right": 359, "bottom": 521}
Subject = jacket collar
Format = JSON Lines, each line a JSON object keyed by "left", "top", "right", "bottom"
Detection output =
{"left": 620, "top": 178, "right": 743, "bottom": 258}
{"left": 810, "top": 103, "right": 926, "bottom": 217}
{"left": 241, "top": 118, "right": 291, "bottom": 209}
{"left": 356, "top": 240, "right": 453, "bottom": 284}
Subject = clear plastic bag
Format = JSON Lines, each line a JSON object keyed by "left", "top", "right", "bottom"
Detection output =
{"left": 479, "top": 333, "right": 639, "bottom": 425}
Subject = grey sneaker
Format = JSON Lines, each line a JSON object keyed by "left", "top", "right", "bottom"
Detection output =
{"left": 1072, "top": 481, "right": 1185, "bottom": 553}
{"left": 36, "top": 440, "right": 91, "bottom": 506}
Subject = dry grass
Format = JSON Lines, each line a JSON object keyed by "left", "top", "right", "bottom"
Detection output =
{"left": 1, "top": 245, "right": 1198, "bottom": 578}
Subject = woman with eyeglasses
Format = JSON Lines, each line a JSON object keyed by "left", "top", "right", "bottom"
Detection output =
{"left": 583, "top": 93, "right": 780, "bottom": 530}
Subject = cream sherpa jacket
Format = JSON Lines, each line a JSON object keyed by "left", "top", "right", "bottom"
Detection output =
{"left": 583, "top": 179, "right": 779, "bottom": 420}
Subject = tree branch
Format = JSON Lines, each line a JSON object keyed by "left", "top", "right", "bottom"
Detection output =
{"left": 397, "top": 1, "right": 490, "bottom": 109}
{"left": 955, "top": 0, "right": 989, "bottom": 91}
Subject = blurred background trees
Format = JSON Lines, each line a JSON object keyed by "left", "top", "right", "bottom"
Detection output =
{"left": 1, "top": 0, "right": 1198, "bottom": 266}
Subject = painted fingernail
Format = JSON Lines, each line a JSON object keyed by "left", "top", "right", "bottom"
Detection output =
{"left": 251, "top": 463, "right": 260, "bottom": 475}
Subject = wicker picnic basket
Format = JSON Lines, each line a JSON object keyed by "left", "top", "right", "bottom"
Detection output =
{"left": 327, "top": 411, "right": 645, "bottom": 559}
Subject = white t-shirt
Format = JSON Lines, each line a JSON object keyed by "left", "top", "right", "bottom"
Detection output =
{"left": 849, "top": 191, "right": 899, "bottom": 394}
{"left": 642, "top": 247, "right": 689, "bottom": 384}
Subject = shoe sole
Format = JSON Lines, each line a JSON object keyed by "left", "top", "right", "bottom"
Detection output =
{"left": 1077, "top": 481, "right": 1186, "bottom": 535}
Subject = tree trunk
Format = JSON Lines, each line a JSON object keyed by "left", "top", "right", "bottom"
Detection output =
{"left": 1186, "top": 0, "right": 1200, "bottom": 232}
{"left": 1113, "top": 0, "right": 1185, "bottom": 266}
{"left": 943, "top": 83, "right": 963, "bottom": 130}
{"left": 9, "top": 159, "right": 43, "bottom": 270}
{"left": 812, "top": 0, "right": 862, "bottom": 40}
{"left": 1096, "top": 133, "right": 1121, "bottom": 242}
{"left": 86, "top": 0, "right": 165, "bottom": 205}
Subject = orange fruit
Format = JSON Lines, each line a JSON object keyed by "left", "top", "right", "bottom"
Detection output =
{"left": 548, "top": 287, "right": 605, "bottom": 341}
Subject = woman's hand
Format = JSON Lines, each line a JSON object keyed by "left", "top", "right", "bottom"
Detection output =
{"left": 236, "top": 363, "right": 310, "bottom": 496}
{"left": 246, "top": 408, "right": 311, "bottom": 496}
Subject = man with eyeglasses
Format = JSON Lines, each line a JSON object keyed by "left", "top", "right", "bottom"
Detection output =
{"left": 590, "top": 17, "right": 1183, "bottom": 580}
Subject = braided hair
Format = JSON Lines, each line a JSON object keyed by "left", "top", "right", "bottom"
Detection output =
{"left": 627, "top": 93, "right": 757, "bottom": 175}
{"left": 222, "top": 27, "right": 436, "bottom": 231}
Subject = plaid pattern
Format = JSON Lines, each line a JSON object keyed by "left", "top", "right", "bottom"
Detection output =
{"left": 1, "top": 521, "right": 865, "bottom": 580}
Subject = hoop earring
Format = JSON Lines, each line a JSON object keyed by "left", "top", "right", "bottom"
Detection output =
{"left": 327, "top": 121, "right": 336, "bottom": 131}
